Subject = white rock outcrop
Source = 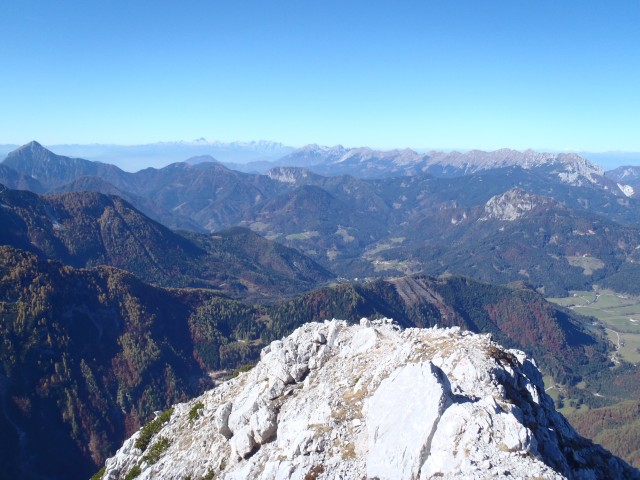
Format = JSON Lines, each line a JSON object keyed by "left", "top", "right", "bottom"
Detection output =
{"left": 101, "top": 319, "right": 639, "bottom": 480}
{"left": 480, "top": 188, "right": 555, "bottom": 221}
{"left": 617, "top": 182, "right": 635, "bottom": 198}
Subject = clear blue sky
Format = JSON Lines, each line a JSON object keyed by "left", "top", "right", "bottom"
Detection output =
{"left": 1, "top": 0, "right": 639, "bottom": 151}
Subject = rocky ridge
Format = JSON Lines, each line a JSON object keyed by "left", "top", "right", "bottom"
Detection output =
{"left": 101, "top": 319, "right": 638, "bottom": 480}
{"left": 480, "top": 188, "right": 557, "bottom": 221}
{"left": 426, "top": 149, "right": 604, "bottom": 180}
{"left": 267, "top": 166, "right": 315, "bottom": 184}
{"left": 273, "top": 145, "right": 622, "bottom": 191}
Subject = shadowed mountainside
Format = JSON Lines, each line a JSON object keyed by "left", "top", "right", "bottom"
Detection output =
{"left": 0, "top": 185, "right": 332, "bottom": 301}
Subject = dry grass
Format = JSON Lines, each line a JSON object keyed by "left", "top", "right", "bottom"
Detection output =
{"left": 341, "top": 442, "right": 357, "bottom": 460}
{"left": 304, "top": 464, "right": 325, "bottom": 480}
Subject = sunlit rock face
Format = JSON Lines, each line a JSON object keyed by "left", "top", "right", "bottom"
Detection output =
{"left": 102, "top": 319, "right": 639, "bottom": 480}
{"left": 480, "top": 187, "right": 555, "bottom": 221}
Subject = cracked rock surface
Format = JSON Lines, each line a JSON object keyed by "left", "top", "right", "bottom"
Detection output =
{"left": 102, "top": 319, "right": 639, "bottom": 480}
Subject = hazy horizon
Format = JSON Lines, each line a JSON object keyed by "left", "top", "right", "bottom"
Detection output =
{"left": 1, "top": 1, "right": 639, "bottom": 152}
{"left": 3, "top": 139, "right": 640, "bottom": 172}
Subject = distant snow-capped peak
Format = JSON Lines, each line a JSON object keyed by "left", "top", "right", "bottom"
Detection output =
{"left": 164, "top": 138, "right": 292, "bottom": 152}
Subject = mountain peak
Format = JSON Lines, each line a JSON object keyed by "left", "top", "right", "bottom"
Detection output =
{"left": 184, "top": 154, "right": 221, "bottom": 165}
{"left": 8, "top": 140, "right": 54, "bottom": 158}
{"left": 23, "top": 140, "right": 44, "bottom": 148}
{"left": 2, "top": 142, "right": 125, "bottom": 190}
{"left": 101, "top": 319, "right": 637, "bottom": 479}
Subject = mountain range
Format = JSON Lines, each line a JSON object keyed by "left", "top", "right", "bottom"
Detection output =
{"left": 2, "top": 141, "right": 639, "bottom": 170}
{"left": 270, "top": 145, "right": 614, "bottom": 185}
{"left": 2, "top": 140, "right": 640, "bottom": 478}
{"left": 3, "top": 142, "right": 640, "bottom": 297}
{"left": 5, "top": 142, "right": 640, "bottom": 298}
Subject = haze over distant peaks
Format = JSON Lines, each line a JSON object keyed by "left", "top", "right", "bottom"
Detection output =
{"left": 21, "top": 139, "right": 296, "bottom": 170}
{"left": 267, "top": 144, "right": 346, "bottom": 169}
{"left": 2, "top": 140, "right": 640, "bottom": 171}
{"left": 273, "top": 144, "right": 611, "bottom": 189}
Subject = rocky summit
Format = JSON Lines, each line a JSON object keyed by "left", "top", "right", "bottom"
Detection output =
{"left": 101, "top": 320, "right": 638, "bottom": 480}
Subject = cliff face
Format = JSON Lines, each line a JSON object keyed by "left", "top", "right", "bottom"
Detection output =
{"left": 101, "top": 319, "right": 639, "bottom": 480}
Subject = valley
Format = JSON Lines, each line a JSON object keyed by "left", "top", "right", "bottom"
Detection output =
{"left": 549, "top": 289, "right": 640, "bottom": 364}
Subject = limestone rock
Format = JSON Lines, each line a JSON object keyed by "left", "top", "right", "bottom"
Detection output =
{"left": 215, "top": 402, "right": 233, "bottom": 439}
{"left": 250, "top": 406, "right": 277, "bottom": 445}
{"left": 365, "top": 361, "right": 447, "bottom": 479}
{"left": 480, "top": 188, "right": 555, "bottom": 221}
{"left": 102, "top": 319, "right": 639, "bottom": 480}
{"left": 231, "top": 425, "right": 256, "bottom": 459}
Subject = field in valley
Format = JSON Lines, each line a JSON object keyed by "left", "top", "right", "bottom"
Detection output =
{"left": 549, "top": 289, "right": 640, "bottom": 364}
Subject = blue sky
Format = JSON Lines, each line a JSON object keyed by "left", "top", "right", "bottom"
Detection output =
{"left": 1, "top": 0, "right": 639, "bottom": 152}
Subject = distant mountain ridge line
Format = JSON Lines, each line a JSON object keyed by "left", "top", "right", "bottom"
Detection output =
{"left": 1, "top": 140, "right": 628, "bottom": 192}
{"left": 3, "top": 140, "right": 639, "bottom": 172}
